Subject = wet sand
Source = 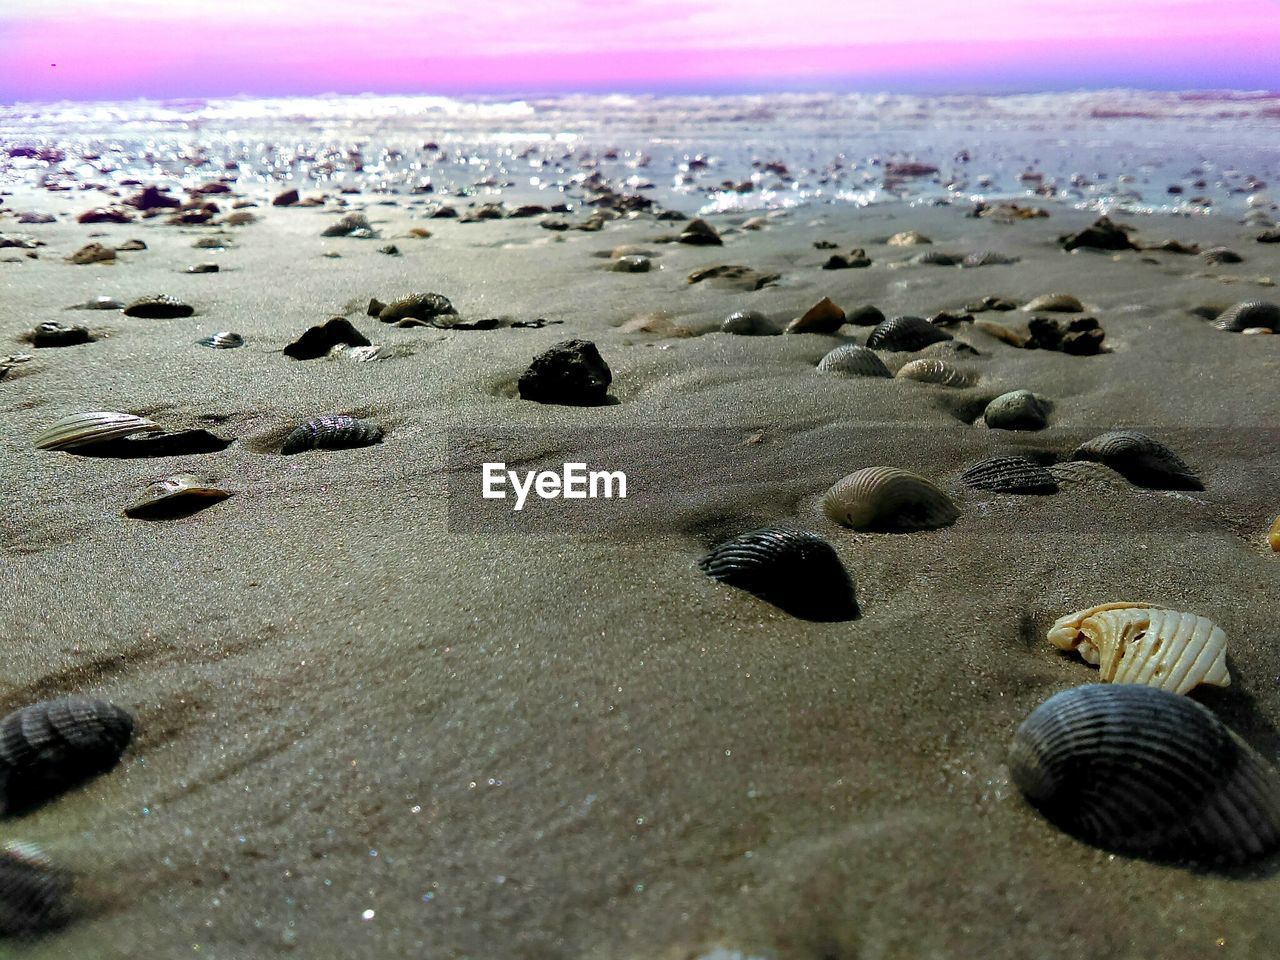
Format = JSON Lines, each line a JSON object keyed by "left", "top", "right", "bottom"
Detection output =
{"left": 2, "top": 187, "right": 1280, "bottom": 959}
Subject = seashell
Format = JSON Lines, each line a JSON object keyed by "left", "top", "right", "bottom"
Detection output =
{"left": 1008, "top": 684, "right": 1280, "bottom": 864}
{"left": 123, "top": 475, "right": 233, "bottom": 519}
{"left": 1212, "top": 300, "right": 1280, "bottom": 332}
{"left": 866, "top": 315, "right": 952, "bottom": 352}
{"left": 823, "top": 467, "right": 959, "bottom": 531}
{"left": 65, "top": 242, "right": 115, "bottom": 265}
{"left": 1072, "top": 430, "right": 1202, "bottom": 490}
{"left": 785, "top": 296, "right": 845, "bottom": 334}
{"left": 184, "top": 262, "right": 219, "bottom": 274}
{"left": 720, "top": 310, "right": 779, "bottom": 336}
{"left": 962, "top": 251, "right": 1021, "bottom": 267}
{"left": 377, "top": 292, "right": 457, "bottom": 326}
{"left": 1269, "top": 515, "right": 1280, "bottom": 551}
{"left": 887, "top": 230, "right": 930, "bottom": 246}
{"left": 972, "top": 318, "right": 1029, "bottom": 348}
{"left": 321, "top": 211, "right": 372, "bottom": 237}
{"left": 697, "top": 527, "right": 858, "bottom": 621}
{"left": 197, "top": 331, "right": 243, "bottom": 349}
{"left": 122, "top": 295, "right": 194, "bottom": 319}
{"left": 68, "top": 296, "right": 124, "bottom": 311}
{"left": 816, "top": 345, "right": 892, "bottom": 378}
{"left": 965, "top": 296, "right": 1018, "bottom": 312}
{"left": 1202, "top": 247, "right": 1243, "bottom": 265}
{"left": 959, "top": 455, "right": 1058, "bottom": 494}
{"left": 1048, "top": 460, "right": 1132, "bottom": 491}
{"left": 895, "top": 358, "right": 974, "bottom": 387}
{"left": 0, "top": 697, "right": 134, "bottom": 816}
{"left": 33, "top": 412, "right": 163, "bottom": 451}
{"left": 1047, "top": 603, "right": 1229, "bottom": 694}
{"left": 25, "top": 322, "right": 92, "bottom": 348}
{"left": 983, "top": 390, "right": 1048, "bottom": 430}
{"left": 0, "top": 841, "right": 72, "bottom": 937}
{"left": 192, "top": 236, "right": 231, "bottom": 249}
{"left": 845, "top": 304, "right": 885, "bottom": 326}
{"left": 910, "top": 250, "right": 961, "bottom": 266}
{"left": 677, "top": 218, "right": 722, "bottom": 246}
{"left": 281, "top": 415, "right": 384, "bottom": 455}
{"left": 1023, "top": 293, "right": 1084, "bottom": 313}
{"left": 283, "top": 317, "right": 370, "bottom": 360}
{"left": 610, "top": 255, "right": 651, "bottom": 273}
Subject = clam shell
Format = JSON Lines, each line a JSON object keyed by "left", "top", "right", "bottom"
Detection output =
{"left": 1047, "top": 602, "right": 1230, "bottom": 694}
{"left": 377, "top": 292, "right": 457, "bottom": 325}
{"left": 1072, "top": 430, "right": 1202, "bottom": 490}
{"left": 122, "top": 295, "right": 193, "bottom": 319}
{"left": 1213, "top": 300, "right": 1280, "bottom": 332}
{"left": 962, "top": 251, "right": 1021, "bottom": 267}
{"left": 1202, "top": 246, "right": 1244, "bottom": 265}
{"left": 33, "top": 412, "right": 163, "bottom": 451}
{"left": 959, "top": 455, "right": 1058, "bottom": 494}
{"left": 1009, "top": 684, "right": 1280, "bottom": 864}
{"left": 281, "top": 415, "right": 384, "bottom": 455}
{"left": 720, "top": 310, "right": 780, "bottom": 336}
{"left": 823, "top": 467, "right": 959, "bottom": 531}
{"left": 865, "top": 316, "right": 952, "bottom": 352}
{"left": 197, "top": 331, "right": 243, "bottom": 349}
{"left": 1048, "top": 460, "right": 1131, "bottom": 491}
{"left": 894, "top": 358, "right": 974, "bottom": 387}
{"left": 0, "top": 698, "right": 134, "bottom": 816}
{"left": 910, "top": 250, "right": 961, "bottom": 266}
{"left": 1023, "top": 293, "right": 1084, "bottom": 313}
{"left": 0, "top": 842, "right": 71, "bottom": 937}
{"left": 816, "top": 345, "right": 892, "bottom": 378}
{"left": 698, "top": 527, "right": 858, "bottom": 621}
{"left": 123, "top": 475, "right": 232, "bottom": 519}
{"left": 983, "top": 390, "right": 1048, "bottom": 430}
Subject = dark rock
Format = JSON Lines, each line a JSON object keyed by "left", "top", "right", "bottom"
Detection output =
{"left": 272, "top": 189, "right": 300, "bottom": 207}
{"left": 1257, "top": 230, "right": 1280, "bottom": 244}
{"left": 518, "top": 339, "right": 612, "bottom": 406}
{"left": 122, "top": 295, "right": 194, "bottom": 319}
{"left": 822, "top": 250, "right": 871, "bottom": 270}
{"left": 283, "top": 317, "right": 371, "bottom": 360}
{"left": 1026, "top": 316, "right": 1106, "bottom": 354}
{"left": 677, "top": 218, "right": 722, "bottom": 246}
{"left": 116, "top": 239, "right": 147, "bottom": 251}
{"left": 77, "top": 207, "right": 133, "bottom": 224}
{"left": 125, "top": 186, "right": 180, "bottom": 210}
{"left": 1059, "top": 216, "right": 1136, "bottom": 251}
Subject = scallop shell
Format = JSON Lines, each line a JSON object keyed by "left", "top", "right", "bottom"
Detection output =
{"left": 197, "top": 331, "right": 243, "bottom": 349}
{"left": 1213, "top": 300, "right": 1280, "bottom": 332}
{"left": 1047, "top": 602, "right": 1230, "bottom": 694}
{"left": 280, "top": 415, "right": 384, "bottom": 455}
{"left": 865, "top": 316, "right": 953, "bottom": 352}
{"left": 1008, "top": 684, "right": 1280, "bottom": 864}
{"left": 816, "top": 345, "right": 892, "bottom": 378}
{"left": 122, "top": 295, "right": 194, "bottom": 319}
{"left": 0, "top": 842, "right": 71, "bottom": 937}
{"left": 33, "top": 412, "right": 163, "bottom": 451}
{"left": 697, "top": 527, "right": 858, "bottom": 621}
{"left": 959, "top": 455, "right": 1058, "bottom": 494}
{"left": 1072, "top": 430, "right": 1202, "bottom": 490}
{"left": 823, "top": 467, "right": 960, "bottom": 531}
{"left": 123, "top": 475, "right": 233, "bottom": 519}
{"left": 0, "top": 698, "right": 134, "bottom": 816}
{"left": 894, "top": 358, "right": 975, "bottom": 387}
{"left": 983, "top": 390, "right": 1048, "bottom": 430}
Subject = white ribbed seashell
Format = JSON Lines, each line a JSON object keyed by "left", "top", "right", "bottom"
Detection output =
{"left": 1047, "top": 602, "right": 1230, "bottom": 695}
{"left": 33, "top": 411, "right": 163, "bottom": 450}
{"left": 894, "top": 358, "right": 975, "bottom": 387}
{"left": 822, "top": 466, "right": 959, "bottom": 531}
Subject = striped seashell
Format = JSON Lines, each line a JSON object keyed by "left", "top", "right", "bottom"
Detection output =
{"left": 1022, "top": 293, "right": 1084, "bottom": 313}
{"left": 33, "top": 412, "right": 163, "bottom": 451}
{"left": 823, "top": 466, "right": 960, "bottom": 531}
{"left": 0, "top": 698, "right": 134, "bottom": 816}
{"left": 123, "top": 475, "right": 232, "bottom": 519}
{"left": 1072, "top": 430, "right": 1202, "bottom": 490}
{"left": 1008, "top": 684, "right": 1280, "bottom": 864}
{"left": 1213, "top": 300, "right": 1280, "bottom": 332}
{"left": 720, "top": 310, "right": 780, "bottom": 335}
{"left": 698, "top": 526, "right": 858, "bottom": 622}
{"left": 910, "top": 250, "right": 961, "bottom": 266}
{"left": 281, "top": 415, "right": 384, "bottom": 455}
{"left": 1201, "top": 246, "right": 1244, "bottom": 265}
{"left": 816, "top": 345, "right": 892, "bottom": 378}
{"left": 122, "top": 295, "right": 194, "bottom": 319}
{"left": 0, "top": 842, "right": 71, "bottom": 937}
{"left": 197, "top": 331, "right": 243, "bottom": 349}
{"left": 894, "top": 358, "right": 975, "bottom": 387}
{"left": 865, "top": 315, "right": 953, "bottom": 352}
{"left": 1047, "top": 603, "right": 1229, "bottom": 694}
{"left": 962, "top": 251, "right": 1021, "bottom": 267}
{"left": 983, "top": 390, "right": 1048, "bottom": 430}
{"left": 959, "top": 455, "right": 1058, "bottom": 494}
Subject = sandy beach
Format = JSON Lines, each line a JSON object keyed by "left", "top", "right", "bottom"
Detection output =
{"left": 3, "top": 161, "right": 1280, "bottom": 960}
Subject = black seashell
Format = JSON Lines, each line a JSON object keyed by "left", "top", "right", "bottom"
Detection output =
{"left": 122, "top": 295, "right": 194, "bottom": 319}
{"left": 1009, "top": 684, "right": 1280, "bottom": 865}
{"left": 281, "top": 415, "right": 384, "bottom": 455}
{"left": 283, "top": 318, "right": 370, "bottom": 360}
{"left": 1072, "top": 430, "right": 1202, "bottom": 490}
{"left": 1212, "top": 300, "right": 1280, "bottom": 333}
{"left": 720, "top": 310, "right": 780, "bottom": 335}
{"left": 197, "top": 331, "right": 243, "bottom": 349}
{"left": 959, "top": 455, "right": 1058, "bottom": 494}
{"left": 698, "top": 527, "right": 858, "bottom": 622}
{"left": 0, "top": 698, "right": 134, "bottom": 816}
{"left": 0, "top": 842, "right": 72, "bottom": 937}
{"left": 865, "top": 315, "right": 952, "bottom": 352}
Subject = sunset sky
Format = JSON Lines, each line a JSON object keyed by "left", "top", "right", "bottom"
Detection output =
{"left": 3, "top": 0, "right": 1279, "bottom": 102}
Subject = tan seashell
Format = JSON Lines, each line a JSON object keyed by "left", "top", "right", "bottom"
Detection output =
{"left": 33, "top": 411, "right": 163, "bottom": 451}
{"left": 887, "top": 230, "right": 931, "bottom": 246}
{"left": 1023, "top": 293, "right": 1084, "bottom": 313}
{"left": 785, "top": 296, "right": 845, "bottom": 334}
{"left": 894, "top": 358, "right": 975, "bottom": 387}
{"left": 1269, "top": 515, "right": 1280, "bottom": 551}
{"left": 124, "top": 475, "right": 233, "bottom": 519}
{"left": 972, "top": 318, "right": 1029, "bottom": 347}
{"left": 822, "top": 466, "right": 959, "bottom": 531}
{"left": 1048, "top": 602, "right": 1230, "bottom": 694}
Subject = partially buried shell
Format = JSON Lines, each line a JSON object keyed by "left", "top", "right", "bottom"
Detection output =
{"left": 197, "top": 331, "right": 243, "bottom": 349}
{"left": 281, "top": 415, "right": 383, "bottom": 455}
{"left": 1072, "top": 430, "right": 1202, "bottom": 490}
{"left": 1008, "top": 684, "right": 1280, "bottom": 864}
{"left": 895, "top": 358, "right": 974, "bottom": 387}
{"left": 816, "top": 344, "right": 892, "bottom": 378}
{"left": 698, "top": 527, "right": 858, "bottom": 621}
{"left": 823, "top": 467, "right": 959, "bottom": 531}
{"left": 33, "top": 412, "right": 163, "bottom": 451}
{"left": 122, "top": 295, "right": 193, "bottom": 319}
{"left": 983, "top": 390, "right": 1048, "bottom": 430}
{"left": 124, "top": 475, "right": 232, "bottom": 519}
{"left": 865, "top": 315, "right": 952, "bottom": 352}
{"left": 1047, "top": 602, "right": 1230, "bottom": 694}
{"left": 959, "top": 455, "right": 1058, "bottom": 494}
{"left": 0, "top": 842, "right": 72, "bottom": 938}
{"left": 1213, "top": 300, "right": 1280, "bottom": 332}
{"left": 0, "top": 698, "right": 134, "bottom": 816}
{"left": 1048, "top": 460, "right": 1130, "bottom": 491}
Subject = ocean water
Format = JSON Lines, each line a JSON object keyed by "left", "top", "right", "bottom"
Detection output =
{"left": 2, "top": 89, "right": 1277, "bottom": 218}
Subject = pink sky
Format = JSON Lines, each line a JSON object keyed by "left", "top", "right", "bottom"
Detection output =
{"left": 4, "top": 0, "right": 1280, "bottom": 101}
